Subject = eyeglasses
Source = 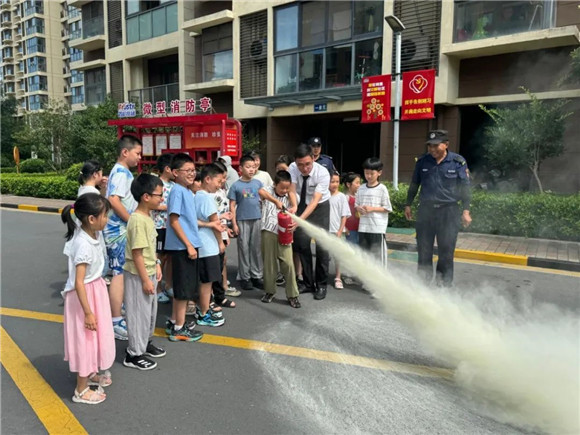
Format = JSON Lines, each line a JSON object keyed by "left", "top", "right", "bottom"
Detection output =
{"left": 177, "top": 169, "right": 196, "bottom": 174}
{"left": 148, "top": 193, "right": 163, "bottom": 198}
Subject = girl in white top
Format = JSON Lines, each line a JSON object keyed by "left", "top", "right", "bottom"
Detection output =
{"left": 328, "top": 172, "right": 351, "bottom": 289}
{"left": 61, "top": 193, "right": 115, "bottom": 405}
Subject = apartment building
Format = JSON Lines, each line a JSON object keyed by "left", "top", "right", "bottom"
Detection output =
{"left": 2, "top": 1, "right": 579, "bottom": 191}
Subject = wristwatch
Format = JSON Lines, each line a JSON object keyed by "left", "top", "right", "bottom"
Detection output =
{"left": 155, "top": 259, "right": 162, "bottom": 265}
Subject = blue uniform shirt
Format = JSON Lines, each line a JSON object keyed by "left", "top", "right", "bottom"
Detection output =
{"left": 406, "top": 151, "right": 471, "bottom": 209}
{"left": 315, "top": 154, "right": 335, "bottom": 175}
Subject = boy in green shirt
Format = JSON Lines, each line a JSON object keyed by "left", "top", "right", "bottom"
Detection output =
{"left": 123, "top": 174, "right": 165, "bottom": 371}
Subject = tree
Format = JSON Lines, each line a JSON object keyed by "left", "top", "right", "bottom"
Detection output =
{"left": 559, "top": 47, "right": 580, "bottom": 86}
{"left": 480, "top": 89, "right": 572, "bottom": 193}
{"left": 0, "top": 97, "right": 19, "bottom": 166}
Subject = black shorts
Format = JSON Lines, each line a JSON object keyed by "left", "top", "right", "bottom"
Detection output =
{"left": 156, "top": 229, "right": 167, "bottom": 253}
{"left": 199, "top": 255, "right": 222, "bottom": 284}
{"left": 169, "top": 250, "right": 200, "bottom": 300}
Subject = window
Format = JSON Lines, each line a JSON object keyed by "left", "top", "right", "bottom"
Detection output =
{"left": 25, "top": 37, "right": 45, "bottom": 54}
{"left": 69, "top": 21, "right": 81, "bottom": 40}
{"left": 68, "top": 6, "right": 80, "bottom": 19}
{"left": 24, "top": 0, "right": 43, "bottom": 16}
{"left": 126, "top": 1, "right": 177, "bottom": 44}
{"left": 202, "top": 23, "right": 233, "bottom": 81}
{"left": 81, "top": 1, "right": 103, "bottom": 38}
{"left": 72, "top": 86, "right": 84, "bottom": 104}
{"left": 26, "top": 56, "right": 46, "bottom": 73}
{"left": 25, "top": 17, "right": 44, "bottom": 35}
{"left": 29, "top": 94, "right": 47, "bottom": 111}
{"left": 71, "top": 70, "right": 83, "bottom": 83}
{"left": 27, "top": 75, "right": 47, "bottom": 92}
{"left": 273, "top": 1, "right": 383, "bottom": 94}
{"left": 85, "top": 68, "right": 106, "bottom": 106}
{"left": 70, "top": 47, "right": 82, "bottom": 62}
{"left": 2, "top": 47, "right": 13, "bottom": 58}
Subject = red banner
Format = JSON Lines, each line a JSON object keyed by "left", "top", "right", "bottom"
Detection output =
{"left": 361, "top": 74, "right": 391, "bottom": 123}
{"left": 224, "top": 129, "right": 238, "bottom": 157}
{"left": 401, "top": 69, "right": 435, "bottom": 120}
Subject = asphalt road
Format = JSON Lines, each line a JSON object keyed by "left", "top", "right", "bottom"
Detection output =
{"left": 1, "top": 209, "right": 578, "bottom": 434}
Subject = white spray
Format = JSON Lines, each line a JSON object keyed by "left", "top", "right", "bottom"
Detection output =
{"left": 292, "top": 216, "right": 579, "bottom": 434}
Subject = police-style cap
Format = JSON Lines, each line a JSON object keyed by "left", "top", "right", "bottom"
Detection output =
{"left": 426, "top": 130, "right": 449, "bottom": 145}
{"left": 308, "top": 137, "right": 322, "bottom": 147}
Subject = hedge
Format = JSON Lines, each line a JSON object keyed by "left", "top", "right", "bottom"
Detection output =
{"left": 1, "top": 176, "right": 578, "bottom": 241}
{"left": 20, "top": 158, "right": 47, "bottom": 173}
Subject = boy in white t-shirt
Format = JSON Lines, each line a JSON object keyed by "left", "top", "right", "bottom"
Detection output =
{"left": 328, "top": 172, "right": 351, "bottom": 289}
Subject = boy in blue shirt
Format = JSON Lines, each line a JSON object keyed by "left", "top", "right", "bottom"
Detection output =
{"left": 164, "top": 153, "right": 204, "bottom": 342}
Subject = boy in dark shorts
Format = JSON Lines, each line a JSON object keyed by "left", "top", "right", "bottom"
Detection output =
{"left": 164, "top": 153, "right": 204, "bottom": 342}
{"left": 152, "top": 153, "right": 174, "bottom": 303}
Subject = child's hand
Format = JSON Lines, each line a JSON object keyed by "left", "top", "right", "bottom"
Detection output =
{"left": 85, "top": 313, "right": 97, "bottom": 331}
{"left": 221, "top": 211, "right": 233, "bottom": 221}
{"left": 337, "top": 229, "right": 343, "bottom": 238}
{"left": 156, "top": 263, "right": 163, "bottom": 282}
{"left": 99, "top": 177, "right": 108, "bottom": 190}
{"left": 233, "top": 223, "right": 239, "bottom": 236}
{"left": 287, "top": 205, "right": 297, "bottom": 214}
{"left": 187, "top": 245, "right": 197, "bottom": 260}
{"left": 355, "top": 206, "right": 367, "bottom": 215}
{"left": 209, "top": 220, "right": 226, "bottom": 232}
{"left": 275, "top": 200, "right": 283, "bottom": 210}
{"left": 218, "top": 242, "right": 226, "bottom": 254}
{"left": 227, "top": 228, "right": 234, "bottom": 238}
{"left": 142, "top": 278, "right": 155, "bottom": 295}
{"left": 288, "top": 221, "right": 297, "bottom": 232}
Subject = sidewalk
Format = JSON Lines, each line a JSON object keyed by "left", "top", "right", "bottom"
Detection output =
{"left": 2, "top": 194, "right": 579, "bottom": 272}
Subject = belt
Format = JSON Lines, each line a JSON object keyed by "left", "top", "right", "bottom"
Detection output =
{"left": 421, "top": 202, "right": 458, "bottom": 209}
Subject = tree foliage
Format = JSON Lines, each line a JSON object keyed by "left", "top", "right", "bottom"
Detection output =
{"left": 0, "top": 97, "right": 19, "bottom": 166}
{"left": 480, "top": 89, "right": 572, "bottom": 193}
{"left": 559, "top": 47, "right": 580, "bottom": 86}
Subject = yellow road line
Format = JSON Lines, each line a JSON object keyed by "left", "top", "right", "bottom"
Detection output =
{"left": 455, "top": 249, "right": 528, "bottom": 265}
{"left": 0, "top": 307, "right": 453, "bottom": 380}
{"left": 1, "top": 208, "right": 62, "bottom": 216}
{"left": 0, "top": 326, "right": 88, "bottom": 435}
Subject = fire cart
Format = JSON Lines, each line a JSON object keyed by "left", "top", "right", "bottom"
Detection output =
{"left": 107, "top": 114, "right": 242, "bottom": 172}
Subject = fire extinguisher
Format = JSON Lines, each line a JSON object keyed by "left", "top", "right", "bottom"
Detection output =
{"left": 278, "top": 209, "right": 293, "bottom": 245}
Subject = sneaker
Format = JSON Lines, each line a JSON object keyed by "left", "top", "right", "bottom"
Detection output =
{"left": 113, "top": 319, "right": 128, "bottom": 341}
{"left": 275, "top": 273, "right": 286, "bottom": 286}
{"left": 169, "top": 325, "right": 204, "bottom": 342}
{"left": 197, "top": 311, "right": 225, "bottom": 327}
{"left": 165, "top": 319, "right": 175, "bottom": 335}
{"left": 121, "top": 303, "right": 126, "bottom": 316}
{"left": 165, "top": 287, "right": 174, "bottom": 298}
{"left": 240, "top": 279, "right": 253, "bottom": 290}
{"left": 261, "top": 293, "right": 275, "bottom": 303}
{"left": 196, "top": 306, "right": 223, "bottom": 319}
{"left": 288, "top": 297, "right": 301, "bottom": 308}
{"left": 145, "top": 342, "right": 166, "bottom": 358}
{"left": 123, "top": 352, "right": 157, "bottom": 371}
{"left": 225, "top": 286, "right": 241, "bottom": 297}
{"left": 343, "top": 276, "right": 355, "bottom": 286}
{"left": 157, "top": 291, "right": 171, "bottom": 304}
{"left": 251, "top": 278, "right": 264, "bottom": 289}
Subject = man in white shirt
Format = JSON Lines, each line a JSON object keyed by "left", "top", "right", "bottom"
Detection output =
{"left": 288, "top": 143, "right": 331, "bottom": 300}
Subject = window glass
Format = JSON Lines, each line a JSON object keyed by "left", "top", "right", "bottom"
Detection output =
{"left": 328, "top": 1, "right": 352, "bottom": 42}
{"left": 275, "top": 54, "right": 297, "bottom": 94}
{"left": 275, "top": 5, "right": 298, "bottom": 51}
{"left": 126, "top": 0, "right": 139, "bottom": 16}
{"left": 152, "top": 7, "right": 166, "bottom": 37}
{"left": 354, "top": 38, "right": 382, "bottom": 84}
{"left": 353, "top": 1, "right": 383, "bottom": 35}
{"left": 326, "top": 44, "right": 352, "bottom": 88}
{"left": 139, "top": 12, "right": 152, "bottom": 40}
{"left": 301, "top": 2, "right": 326, "bottom": 47}
{"left": 165, "top": 2, "right": 178, "bottom": 33}
{"left": 203, "top": 50, "right": 233, "bottom": 81}
{"left": 299, "top": 49, "right": 323, "bottom": 91}
{"left": 126, "top": 16, "right": 139, "bottom": 44}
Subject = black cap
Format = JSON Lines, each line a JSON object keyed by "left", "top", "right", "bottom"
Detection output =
{"left": 308, "top": 137, "right": 322, "bottom": 147}
{"left": 426, "top": 130, "right": 449, "bottom": 145}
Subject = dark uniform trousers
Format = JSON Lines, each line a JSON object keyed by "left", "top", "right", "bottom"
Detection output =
{"left": 294, "top": 200, "right": 330, "bottom": 290}
{"left": 416, "top": 203, "right": 460, "bottom": 286}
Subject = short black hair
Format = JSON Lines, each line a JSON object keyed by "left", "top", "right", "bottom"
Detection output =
{"left": 78, "top": 159, "right": 102, "bottom": 185}
{"left": 294, "top": 143, "right": 312, "bottom": 159}
{"left": 249, "top": 151, "right": 261, "bottom": 160}
{"left": 117, "top": 134, "right": 142, "bottom": 156}
{"left": 61, "top": 194, "right": 111, "bottom": 241}
{"left": 239, "top": 154, "right": 255, "bottom": 167}
{"left": 171, "top": 152, "right": 194, "bottom": 170}
{"left": 341, "top": 172, "right": 361, "bottom": 186}
{"left": 362, "top": 157, "right": 383, "bottom": 171}
{"left": 131, "top": 173, "right": 163, "bottom": 202}
{"left": 213, "top": 160, "right": 227, "bottom": 174}
{"left": 193, "top": 170, "right": 202, "bottom": 183}
{"left": 201, "top": 163, "right": 222, "bottom": 181}
{"left": 276, "top": 154, "right": 292, "bottom": 166}
{"left": 274, "top": 170, "right": 291, "bottom": 185}
{"left": 156, "top": 153, "right": 174, "bottom": 172}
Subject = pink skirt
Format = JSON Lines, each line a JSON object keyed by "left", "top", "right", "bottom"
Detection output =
{"left": 64, "top": 277, "right": 115, "bottom": 377}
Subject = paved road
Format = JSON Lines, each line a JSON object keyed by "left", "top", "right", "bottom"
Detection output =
{"left": 1, "top": 209, "right": 578, "bottom": 434}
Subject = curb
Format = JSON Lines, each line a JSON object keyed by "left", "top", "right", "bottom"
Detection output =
{"left": 386, "top": 240, "right": 580, "bottom": 273}
{"left": 1, "top": 203, "right": 64, "bottom": 214}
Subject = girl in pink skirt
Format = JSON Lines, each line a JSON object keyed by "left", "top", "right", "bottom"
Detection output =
{"left": 61, "top": 193, "right": 116, "bottom": 404}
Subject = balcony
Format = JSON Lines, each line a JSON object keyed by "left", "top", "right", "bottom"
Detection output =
{"left": 1, "top": 18, "right": 11, "bottom": 28}
{"left": 70, "top": 58, "right": 105, "bottom": 71}
{"left": 4, "top": 69, "right": 14, "bottom": 79}
{"left": 182, "top": 10, "right": 233, "bottom": 36}
{"left": 13, "top": 14, "right": 19, "bottom": 23}
{"left": 69, "top": 29, "right": 81, "bottom": 41}
{"left": 67, "top": 0, "right": 92, "bottom": 8}
{"left": 5, "top": 87, "right": 15, "bottom": 95}
{"left": 70, "top": 17, "right": 105, "bottom": 51}
{"left": 3, "top": 51, "right": 13, "bottom": 61}
{"left": 14, "top": 32, "right": 21, "bottom": 41}
{"left": 1, "top": 1, "right": 10, "bottom": 11}
{"left": 128, "top": 83, "right": 179, "bottom": 107}
{"left": 2, "top": 34, "right": 12, "bottom": 45}
{"left": 85, "top": 82, "right": 106, "bottom": 106}
{"left": 126, "top": 2, "right": 177, "bottom": 44}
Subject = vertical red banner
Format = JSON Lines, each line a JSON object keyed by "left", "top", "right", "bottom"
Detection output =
{"left": 361, "top": 74, "right": 391, "bottom": 123}
{"left": 401, "top": 69, "right": 435, "bottom": 120}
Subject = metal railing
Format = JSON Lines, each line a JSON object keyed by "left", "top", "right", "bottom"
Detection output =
{"left": 82, "top": 16, "right": 103, "bottom": 39}
{"left": 128, "top": 83, "right": 179, "bottom": 107}
{"left": 126, "top": 2, "right": 177, "bottom": 44}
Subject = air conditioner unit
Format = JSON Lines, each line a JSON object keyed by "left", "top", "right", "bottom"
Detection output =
{"left": 249, "top": 38, "right": 266, "bottom": 61}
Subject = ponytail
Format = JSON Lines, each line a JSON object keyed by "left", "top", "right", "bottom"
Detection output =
{"left": 61, "top": 204, "right": 77, "bottom": 241}
{"left": 61, "top": 193, "right": 111, "bottom": 241}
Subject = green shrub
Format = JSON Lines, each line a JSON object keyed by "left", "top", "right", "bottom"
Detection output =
{"left": 20, "top": 158, "right": 47, "bottom": 173}
{"left": 0, "top": 175, "right": 77, "bottom": 199}
{"left": 65, "top": 163, "right": 84, "bottom": 182}
{"left": 1, "top": 167, "right": 17, "bottom": 173}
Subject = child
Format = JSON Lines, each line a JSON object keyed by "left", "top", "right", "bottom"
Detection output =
{"left": 164, "top": 153, "right": 204, "bottom": 341}
{"left": 123, "top": 174, "right": 166, "bottom": 370}
{"left": 103, "top": 135, "right": 142, "bottom": 340}
{"left": 275, "top": 155, "right": 292, "bottom": 172}
{"left": 250, "top": 151, "right": 273, "bottom": 188}
{"left": 260, "top": 170, "right": 301, "bottom": 308}
{"left": 78, "top": 160, "right": 108, "bottom": 197}
{"left": 228, "top": 155, "right": 283, "bottom": 290}
{"left": 151, "top": 153, "right": 174, "bottom": 304}
{"left": 328, "top": 172, "right": 351, "bottom": 289}
{"left": 61, "top": 193, "right": 115, "bottom": 404}
{"left": 342, "top": 172, "right": 361, "bottom": 285}
{"left": 194, "top": 163, "right": 227, "bottom": 327}
{"left": 355, "top": 158, "right": 392, "bottom": 274}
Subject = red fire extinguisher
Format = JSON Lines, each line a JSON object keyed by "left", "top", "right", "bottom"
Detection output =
{"left": 278, "top": 209, "right": 293, "bottom": 245}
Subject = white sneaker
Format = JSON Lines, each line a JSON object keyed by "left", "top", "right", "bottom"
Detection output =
{"left": 225, "top": 286, "right": 241, "bottom": 297}
{"left": 165, "top": 287, "right": 174, "bottom": 298}
{"left": 113, "top": 319, "right": 128, "bottom": 341}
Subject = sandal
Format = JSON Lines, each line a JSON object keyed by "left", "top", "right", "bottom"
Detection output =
{"left": 215, "top": 298, "right": 236, "bottom": 308}
{"left": 334, "top": 278, "right": 344, "bottom": 290}
{"left": 288, "top": 297, "right": 301, "bottom": 309}
{"left": 209, "top": 302, "right": 223, "bottom": 312}
{"left": 186, "top": 301, "right": 197, "bottom": 316}
{"left": 72, "top": 387, "right": 106, "bottom": 405}
{"left": 261, "top": 293, "right": 275, "bottom": 303}
{"left": 88, "top": 370, "right": 112, "bottom": 388}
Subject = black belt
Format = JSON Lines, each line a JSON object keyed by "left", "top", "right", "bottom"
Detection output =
{"left": 421, "top": 202, "right": 458, "bottom": 209}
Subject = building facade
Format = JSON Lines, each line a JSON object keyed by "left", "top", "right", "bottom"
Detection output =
{"left": 2, "top": 0, "right": 579, "bottom": 192}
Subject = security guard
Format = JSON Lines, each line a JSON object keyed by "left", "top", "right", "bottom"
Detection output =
{"left": 404, "top": 130, "right": 472, "bottom": 287}
{"left": 308, "top": 137, "right": 335, "bottom": 175}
